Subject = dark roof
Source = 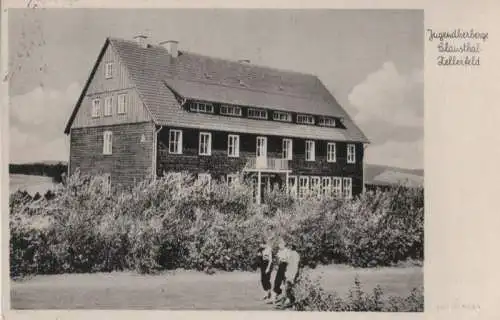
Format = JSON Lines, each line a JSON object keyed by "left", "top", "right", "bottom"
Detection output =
{"left": 65, "top": 37, "right": 368, "bottom": 143}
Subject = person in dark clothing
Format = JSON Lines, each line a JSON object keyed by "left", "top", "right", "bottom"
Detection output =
{"left": 257, "top": 237, "right": 274, "bottom": 300}
{"left": 269, "top": 237, "right": 288, "bottom": 304}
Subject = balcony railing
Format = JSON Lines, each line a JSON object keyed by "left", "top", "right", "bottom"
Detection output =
{"left": 244, "top": 157, "right": 290, "bottom": 172}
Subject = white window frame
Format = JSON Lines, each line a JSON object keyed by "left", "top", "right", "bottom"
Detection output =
{"left": 305, "top": 140, "right": 315, "bottom": 161}
{"left": 298, "top": 176, "right": 309, "bottom": 199}
{"left": 297, "top": 114, "right": 315, "bottom": 125}
{"left": 227, "top": 134, "right": 240, "bottom": 157}
{"left": 104, "top": 62, "right": 113, "bottom": 79}
{"left": 117, "top": 94, "right": 127, "bottom": 114}
{"left": 248, "top": 108, "right": 267, "bottom": 119}
{"left": 168, "top": 129, "right": 183, "bottom": 154}
{"left": 342, "top": 177, "right": 352, "bottom": 199}
{"left": 310, "top": 176, "right": 321, "bottom": 196}
{"left": 199, "top": 132, "right": 212, "bottom": 156}
{"left": 197, "top": 173, "right": 212, "bottom": 189}
{"left": 319, "top": 117, "right": 336, "bottom": 127}
{"left": 321, "top": 177, "right": 332, "bottom": 196}
{"left": 282, "top": 138, "right": 293, "bottom": 160}
{"left": 273, "top": 111, "right": 291, "bottom": 122}
{"left": 220, "top": 105, "right": 242, "bottom": 116}
{"left": 190, "top": 102, "right": 214, "bottom": 113}
{"left": 332, "top": 177, "right": 342, "bottom": 198}
{"left": 256, "top": 136, "right": 267, "bottom": 158}
{"left": 347, "top": 144, "right": 356, "bottom": 164}
{"left": 288, "top": 175, "right": 297, "bottom": 197}
{"left": 103, "top": 131, "right": 113, "bottom": 155}
{"left": 91, "top": 98, "right": 101, "bottom": 118}
{"left": 327, "top": 142, "right": 336, "bottom": 163}
{"left": 104, "top": 96, "right": 113, "bottom": 116}
{"left": 227, "top": 174, "right": 238, "bottom": 186}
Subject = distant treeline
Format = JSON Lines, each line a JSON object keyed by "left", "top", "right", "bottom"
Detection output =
{"left": 9, "top": 162, "right": 68, "bottom": 183}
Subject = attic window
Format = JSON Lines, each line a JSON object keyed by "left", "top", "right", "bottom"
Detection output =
{"left": 248, "top": 108, "right": 267, "bottom": 120}
{"left": 318, "top": 117, "right": 336, "bottom": 127}
{"left": 220, "top": 104, "right": 242, "bottom": 117}
{"left": 297, "top": 114, "right": 315, "bottom": 125}
{"left": 105, "top": 62, "right": 113, "bottom": 79}
{"left": 273, "top": 111, "right": 291, "bottom": 122}
{"left": 190, "top": 102, "right": 214, "bottom": 113}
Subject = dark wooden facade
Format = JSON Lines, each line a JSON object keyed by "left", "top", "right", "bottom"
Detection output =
{"left": 157, "top": 127, "right": 364, "bottom": 196}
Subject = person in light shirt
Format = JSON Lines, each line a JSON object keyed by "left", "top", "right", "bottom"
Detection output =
{"left": 271, "top": 237, "right": 301, "bottom": 307}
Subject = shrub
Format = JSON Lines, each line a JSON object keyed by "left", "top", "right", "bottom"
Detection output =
{"left": 293, "top": 271, "right": 423, "bottom": 312}
{"left": 10, "top": 172, "right": 424, "bottom": 277}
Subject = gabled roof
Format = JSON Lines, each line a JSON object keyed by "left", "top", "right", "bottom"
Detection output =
{"left": 65, "top": 37, "right": 368, "bottom": 143}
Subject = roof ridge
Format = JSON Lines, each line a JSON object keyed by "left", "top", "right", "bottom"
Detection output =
{"left": 108, "top": 37, "right": 318, "bottom": 78}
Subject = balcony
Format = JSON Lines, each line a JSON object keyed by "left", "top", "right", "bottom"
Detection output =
{"left": 244, "top": 157, "right": 291, "bottom": 172}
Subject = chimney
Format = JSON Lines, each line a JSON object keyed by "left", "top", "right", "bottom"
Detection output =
{"left": 160, "top": 40, "right": 179, "bottom": 58}
{"left": 238, "top": 59, "right": 250, "bottom": 64}
{"left": 133, "top": 35, "right": 148, "bottom": 48}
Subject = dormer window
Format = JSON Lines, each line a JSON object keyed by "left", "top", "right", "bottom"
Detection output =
{"left": 248, "top": 108, "right": 267, "bottom": 120}
{"left": 220, "top": 104, "right": 242, "bottom": 117}
{"left": 319, "top": 117, "right": 336, "bottom": 127}
{"left": 190, "top": 102, "right": 214, "bottom": 113}
{"left": 273, "top": 111, "right": 291, "bottom": 122}
{"left": 297, "top": 114, "right": 315, "bottom": 125}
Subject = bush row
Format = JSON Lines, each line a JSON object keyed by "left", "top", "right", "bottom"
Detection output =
{"left": 293, "top": 271, "right": 424, "bottom": 312}
{"left": 10, "top": 171, "right": 424, "bottom": 278}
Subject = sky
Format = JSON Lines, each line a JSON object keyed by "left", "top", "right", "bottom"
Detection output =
{"left": 8, "top": 8, "right": 423, "bottom": 169}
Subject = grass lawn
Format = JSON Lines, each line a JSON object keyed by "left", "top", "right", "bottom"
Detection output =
{"left": 10, "top": 264, "right": 423, "bottom": 310}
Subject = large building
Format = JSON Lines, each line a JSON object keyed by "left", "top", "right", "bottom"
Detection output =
{"left": 64, "top": 36, "right": 369, "bottom": 203}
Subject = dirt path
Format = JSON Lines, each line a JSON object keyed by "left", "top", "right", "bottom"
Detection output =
{"left": 11, "top": 265, "right": 422, "bottom": 310}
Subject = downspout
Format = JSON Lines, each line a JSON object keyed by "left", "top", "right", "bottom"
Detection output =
{"left": 152, "top": 125, "right": 163, "bottom": 181}
{"left": 363, "top": 143, "right": 367, "bottom": 193}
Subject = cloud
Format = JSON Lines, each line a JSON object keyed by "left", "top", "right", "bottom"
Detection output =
{"left": 366, "top": 139, "right": 423, "bottom": 169}
{"left": 9, "top": 82, "right": 80, "bottom": 163}
{"left": 349, "top": 61, "right": 423, "bottom": 128}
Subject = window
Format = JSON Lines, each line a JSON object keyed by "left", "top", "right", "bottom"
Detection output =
{"left": 102, "top": 174, "right": 111, "bottom": 195}
{"left": 190, "top": 102, "right": 214, "bottom": 113}
{"left": 169, "top": 129, "right": 183, "bottom": 154}
{"left": 228, "top": 134, "right": 240, "bottom": 157}
{"left": 199, "top": 132, "right": 212, "bottom": 156}
{"left": 342, "top": 177, "right": 352, "bottom": 199}
{"left": 297, "top": 114, "right": 315, "bottom": 124}
{"left": 220, "top": 105, "right": 242, "bottom": 116}
{"left": 288, "top": 175, "right": 297, "bottom": 197}
{"left": 273, "top": 111, "right": 291, "bottom": 122}
{"left": 327, "top": 142, "right": 336, "bottom": 162}
{"left": 105, "top": 62, "right": 113, "bottom": 79}
{"left": 319, "top": 117, "right": 336, "bottom": 127}
{"left": 197, "top": 173, "right": 212, "bottom": 189}
{"left": 104, "top": 96, "right": 113, "bottom": 116}
{"left": 305, "top": 140, "right": 315, "bottom": 161}
{"left": 103, "top": 131, "right": 113, "bottom": 155}
{"left": 310, "top": 176, "right": 321, "bottom": 196}
{"left": 347, "top": 144, "right": 356, "bottom": 163}
{"left": 332, "top": 177, "right": 342, "bottom": 198}
{"left": 248, "top": 108, "right": 267, "bottom": 119}
{"left": 91, "top": 98, "right": 101, "bottom": 118}
{"left": 321, "top": 177, "right": 331, "bottom": 196}
{"left": 118, "top": 94, "right": 127, "bottom": 114}
{"left": 256, "top": 136, "right": 267, "bottom": 158}
{"left": 227, "top": 174, "right": 238, "bottom": 186}
{"left": 282, "top": 138, "right": 293, "bottom": 160}
{"left": 298, "top": 176, "right": 309, "bottom": 199}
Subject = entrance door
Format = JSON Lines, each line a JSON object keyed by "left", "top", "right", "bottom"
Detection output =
{"left": 256, "top": 136, "right": 267, "bottom": 169}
